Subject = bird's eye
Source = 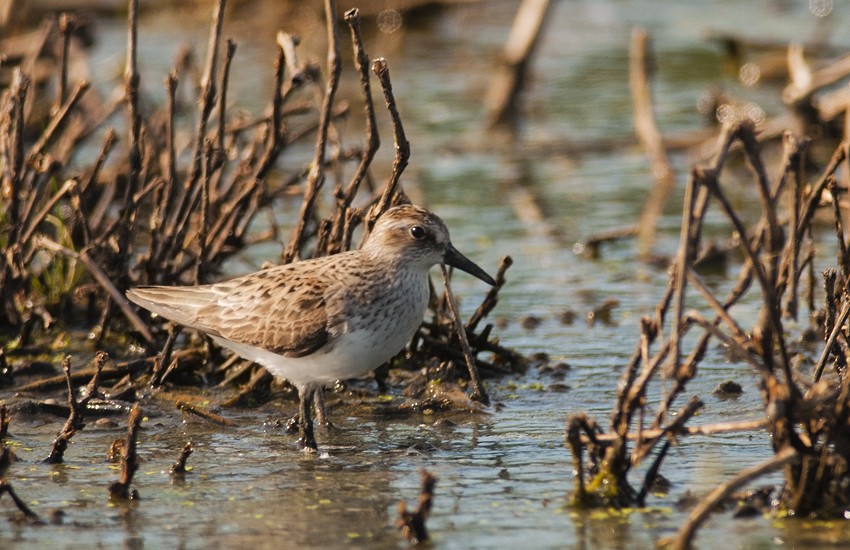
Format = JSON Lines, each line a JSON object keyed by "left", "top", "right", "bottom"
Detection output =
{"left": 410, "top": 225, "right": 426, "bottom": 240}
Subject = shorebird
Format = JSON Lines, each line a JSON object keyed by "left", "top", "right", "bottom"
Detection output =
{"left": 127, "top": 204, "right": 495, "bottom": 451}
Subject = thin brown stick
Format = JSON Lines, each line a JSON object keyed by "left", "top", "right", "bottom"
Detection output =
{"left": 54, "top": 14, "right": 75, "bottom": 115}
{"left": 185, "top": 0, "right": 225, "bottom": 190}
{"left": 217, "top": 39, "right": 237, "bottom": 158}
{"left": 251, "top": 42, "right": 286, "bottom": 181}
{"left": 108, "top": 403, "right": 143, "bottom": 501}
{"left": 783, "top": 132, "right": 806, "bottom": 318}
{"left": 327, "top": 8, "right": 380, "bottom": 252}
{"left": 673, "top": 447, "right": 797, "bottom": 550}
{"left": 440, "top": 264, "right": 489, "bottom": 405}
{"left": 466, "top": 256, "right": 513, "bottom": 333}
{"left": 81, "top": 128, "right": 118, "bottom": 195}
{"left": 28, "top": 79, "right": 91, "bottom": 163}
{"left": 584, "top": 418, "right": 768, "bottom": 445}
{"left": 44, "top": 352, "right": 107, "bottom": 464}
{"left": 35, "top": 236, "right": 153, "bottom": 342}
{"left": 396, "top": 470, "right": 437, "bottom": 545}
{"left": 171, "top": 442, "right": 194, "bottom": 475}
{"left": 121, "top": 0, "right": 142, "bottom": 238}
{"left": 484, "top": 0, "right": 553, "bottom": 130}
{"left": 813, "top": 294, "right": 850, "bottom": 382}
{"left": 372, "top": 58, "right": 410, "bottom": 218}
{"left": 699, "top": 167, "right": 794, "bottom": 390}
{"left": 665, "top": 172, "right": 699, "bottom": 382}
{"left": 6, "top": 70, "right": 30, "bottom": 232}
{"left": 176, "top": 401, "right": 234, "bottom": 426}
{"left": 631, "top": 27, "right": 677, "bottom": 258}
{"left": 164, "top": 70, "right": 178, "bottom": 187}
{"left": 149, "top": 326, "right": 178, "bottom": 388}
{"left": 19, "top": 177, "right": 78, "bottom": 246}
{"left": 798, "top": 143, "right": 846, "bottom": 243}
{"left": 283, "top": 0, "right": 341, "bottom": 263}
{"left": 195, "top": 139, "right": 213, "bottom": 284}
{"left": 686, "top": 270, "right": 749, "bottom": 341}
{"left": 828, "top": 177, "right": 850, "bottom": 280}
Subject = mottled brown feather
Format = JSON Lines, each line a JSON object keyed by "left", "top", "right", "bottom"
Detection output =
{"left": 127, "top": 205, "right": 492, "bottom": 363}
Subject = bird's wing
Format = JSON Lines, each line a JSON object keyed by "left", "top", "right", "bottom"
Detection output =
{"left": 128, "top": 264, "right": 336, "bottom": 358}
{"left": 203, "top": 267, "right": 333, "bottom": 357}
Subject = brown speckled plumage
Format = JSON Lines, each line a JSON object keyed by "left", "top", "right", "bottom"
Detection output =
{"left": 127, "top": 204, "right": 495, "bottom": 450}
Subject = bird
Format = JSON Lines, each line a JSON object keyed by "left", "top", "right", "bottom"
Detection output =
{"left": 127, "top": 204, "right": 496, "bottom": 451}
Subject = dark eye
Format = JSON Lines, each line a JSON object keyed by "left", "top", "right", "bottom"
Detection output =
{"left": 410, "top": 225, "right": 426, "bottom": 240}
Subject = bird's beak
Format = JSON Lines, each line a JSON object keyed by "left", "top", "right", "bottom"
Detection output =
{"left": 444, "top": 243, "right": 497, "bottom": 285}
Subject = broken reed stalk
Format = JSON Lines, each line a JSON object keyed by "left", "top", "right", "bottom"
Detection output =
{"left": 149, "top": 326, "right": 178, "bottom": 388}
{"left": 54, "top": 14, "right": 75, "bottom": 114}
{"left": 369, "top": 58, "right": 410, "bottom": 224}
{"left": 283, "top": 0, "right": 341, "bottom": 263}
{"left": 35, "top": 236, "right": 154, "bottom": 342}
{"left": 440, "top": 264, "right": 489, "bottom": 406}
{"left": 396, "top": 470, "right": 437, "bottom": 545}
{"left": 216, "top": 39, "right": 237, "bottom": 158}
{"left": 0, "top": 403, "right": 9, "bottom": 440}
{"left": 569, "top": 120, "right": 850, "bottom": 525}
{"left": 673, "top": 447, "right": 798, "bottom": 550}
{"left": 466, "top": 256, "right": 513, "bottom": 333}
{"left": 581, "top": 418, "right": 769, "bottom": 445}
{"left": 813, "top": 295, "right": 850, "bottom": 382}
{"left": 176, "top": 401, "right": 234, "bottom": 426}
{"left": 6, "top": 70, "right": 29, "bottom": 231}
{"left": 117, "top": 0, "right": 141, "bottom": 272}
{"left": 44, "top": 352, "right": 107, "bottom": 464}
{"left": 325, "top": 7, "right": 380, "bottom": 254}
{"left": 108, "top": 402, "right": 143, "bottom": 501}
{"left": 170, "top": 442, "right": 194, "bottom": 475}
{"left": 483, "top": 0, "right": 553, "bottom": 131}
{"left": 28, "top": 79, "right": 91, "bottom": 162}
{"left": 14, "top": 355, "right": 165, "bottom": 393}
{"left": 782, "top": 133, "right": 808, "bottom": 318}
{"left": 186, "top": 0, "right": 225, "bottom": 192}
{"left": 630, "top": 27, "right": 676, "bottom": 259}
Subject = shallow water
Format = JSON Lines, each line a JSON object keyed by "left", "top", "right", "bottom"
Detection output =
{"left": 5, "top": 1, "right": 850, "bottom": 548}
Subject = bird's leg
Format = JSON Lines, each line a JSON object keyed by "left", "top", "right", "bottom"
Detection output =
{"left": 298, "top": 386, "right": 318, "bottom": 452}
{"left": 312, "top": 386, "right": 333, "bottom": 428}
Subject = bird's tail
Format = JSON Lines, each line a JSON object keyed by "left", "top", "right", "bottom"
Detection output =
{"left": 126, "top": 286, "right": 217, "bottom": 327}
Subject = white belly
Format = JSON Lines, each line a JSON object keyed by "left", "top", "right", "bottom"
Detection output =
{"left": 210, "top": 276, "right": 429, "bottom": 389}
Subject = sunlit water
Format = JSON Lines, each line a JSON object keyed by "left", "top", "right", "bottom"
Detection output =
{"left": 5, "top": 1, "right": 850, "bottom": 548}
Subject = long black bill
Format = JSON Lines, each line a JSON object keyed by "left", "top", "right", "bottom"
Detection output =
{"left": 444, "top": 243, "right": 497, "bottom": 285}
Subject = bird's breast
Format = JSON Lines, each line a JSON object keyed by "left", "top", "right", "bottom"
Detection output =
{"left": 329, "top": 269, "right": 430, "bottom": 365}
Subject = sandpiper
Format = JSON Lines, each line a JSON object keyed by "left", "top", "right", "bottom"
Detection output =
{"left": 127, "top": 204, "right": 495, "bottom": 451}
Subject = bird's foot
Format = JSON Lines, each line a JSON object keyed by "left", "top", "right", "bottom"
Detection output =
{"left": 298, "top": 427, "right": 318, "bottom": 453}
{"left": 299, "top": 440, "right": 318, "bottom": 453}
{"left": 285, "top": 414, "right": 317, "bottom": 451}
